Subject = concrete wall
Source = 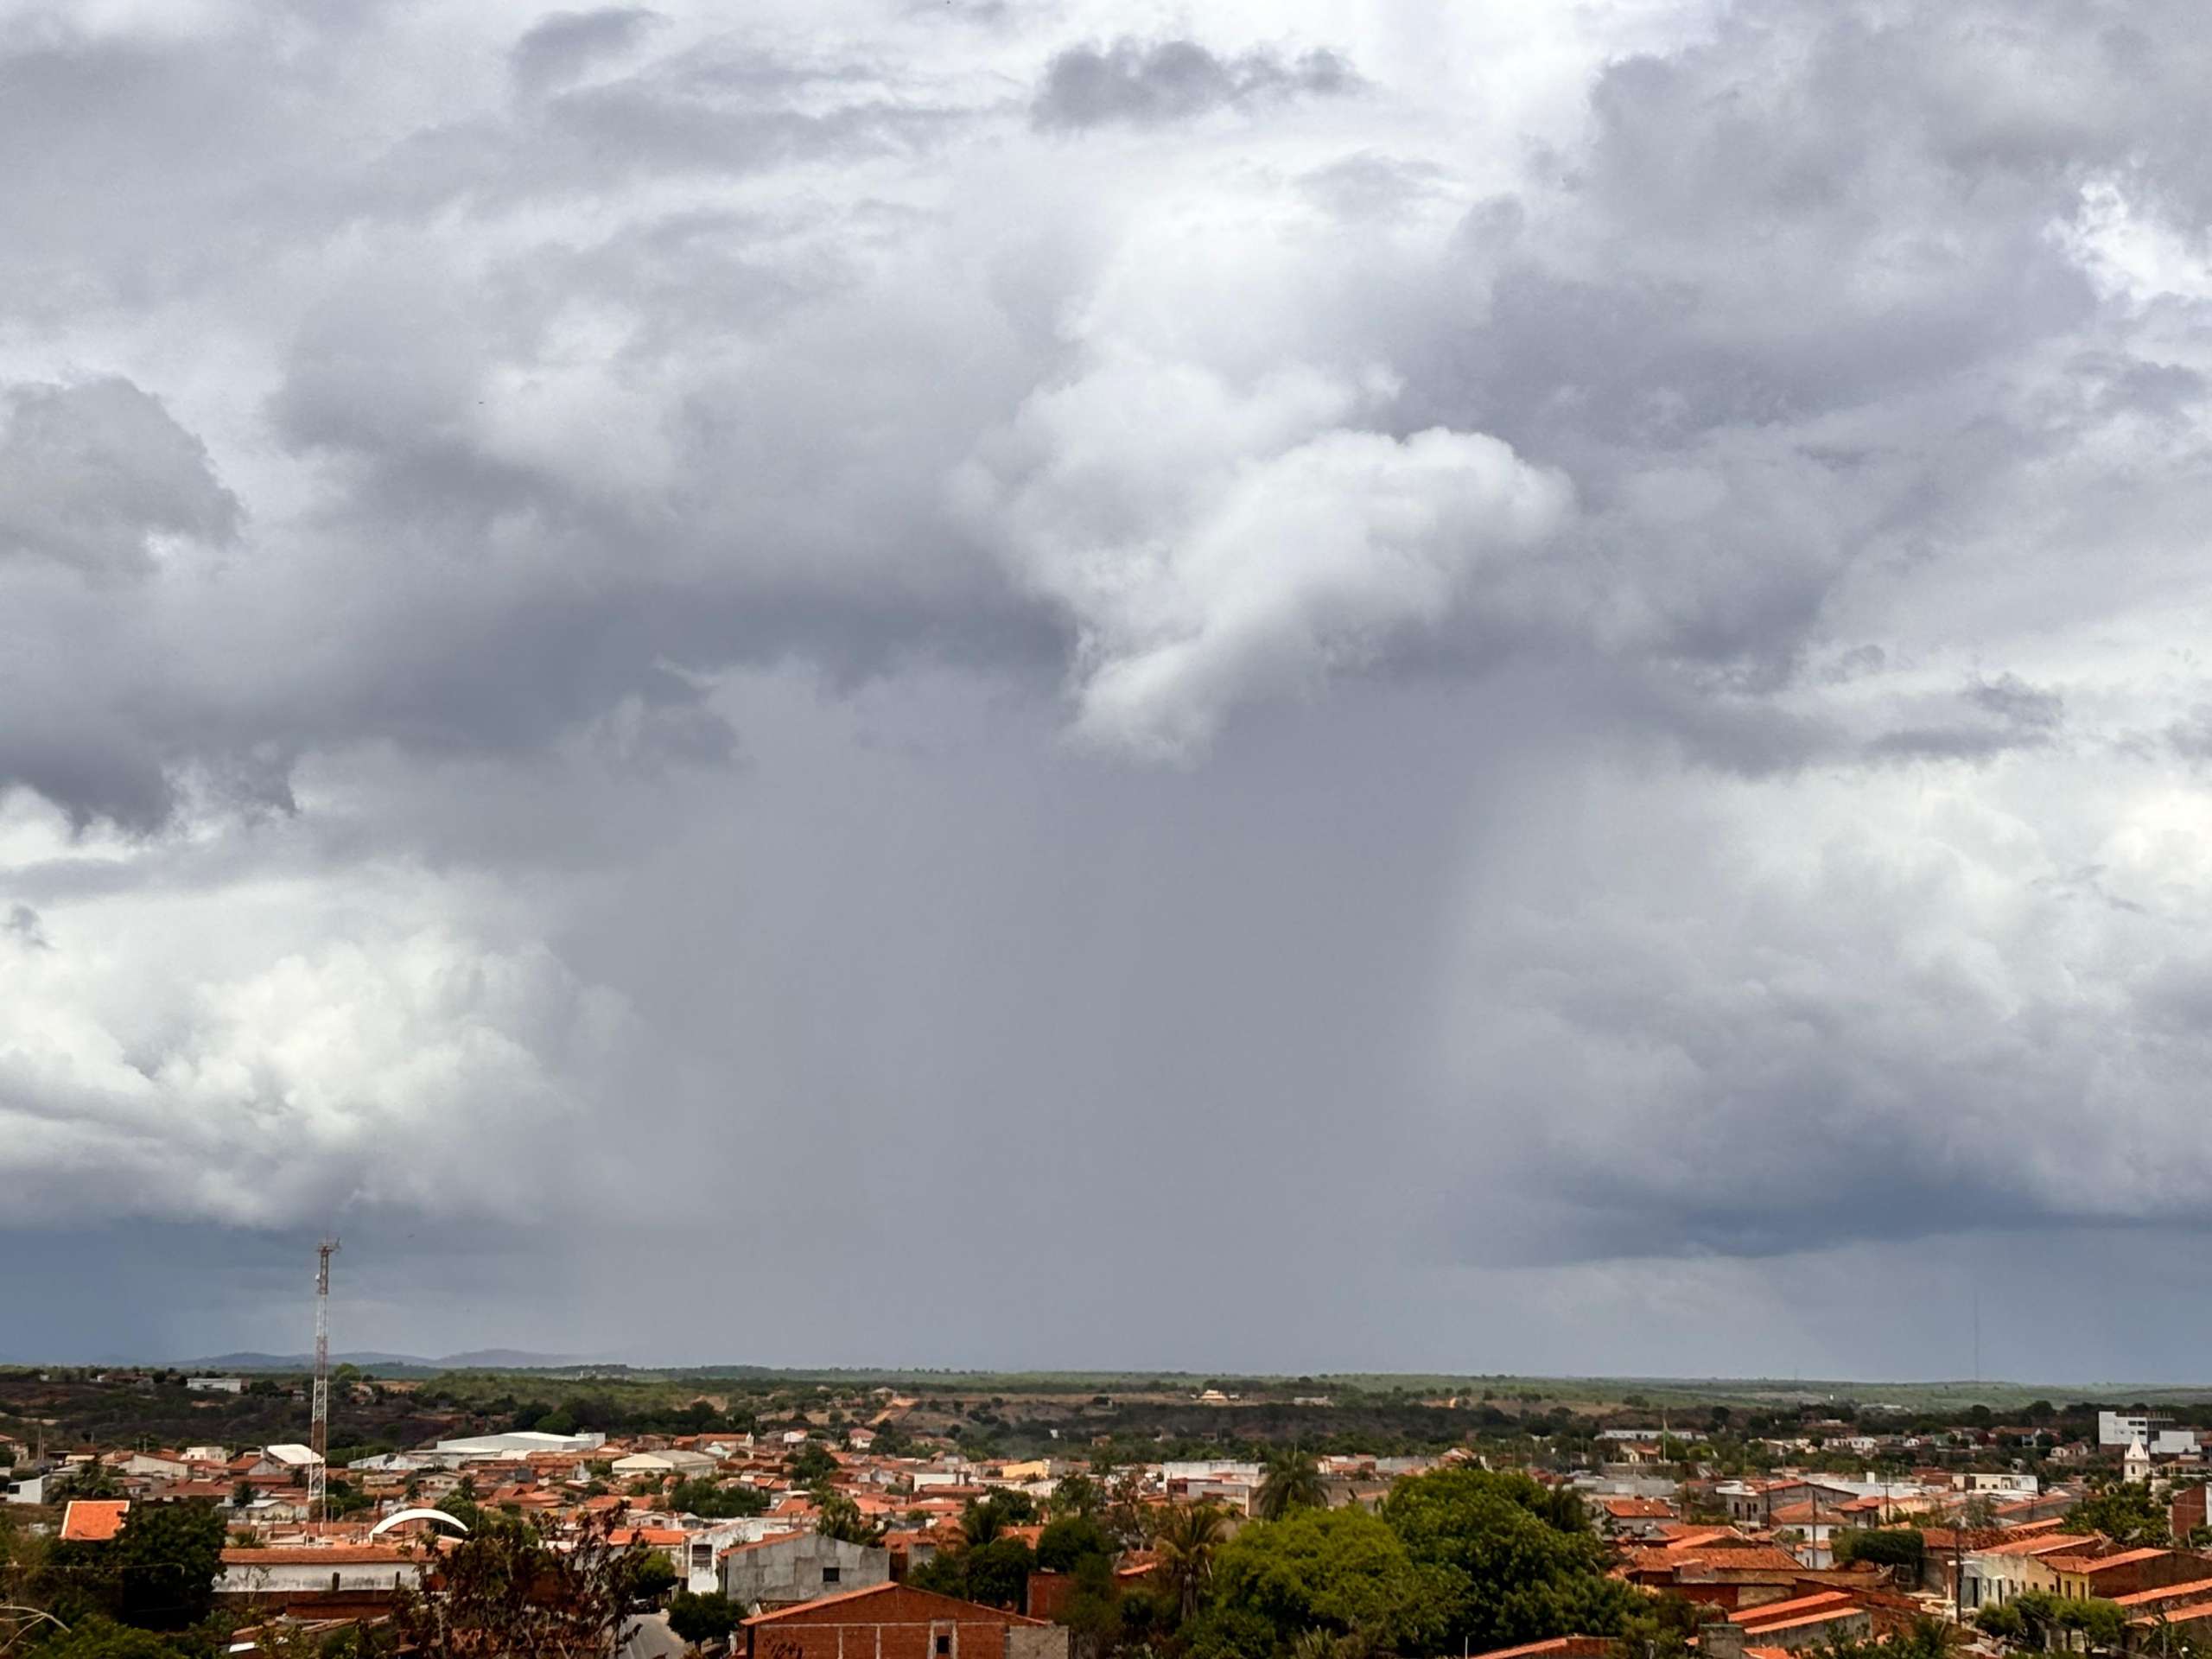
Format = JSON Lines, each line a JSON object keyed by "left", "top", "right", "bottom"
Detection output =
{"left": 1751, "top": 1612, "right": 1872, "bottom": 1652}
{"left": 724, "top": 1535, "right": 892, "bottom": 1610}
{"left": 217, "top": 1560, "right": 426, "bottom": 1595}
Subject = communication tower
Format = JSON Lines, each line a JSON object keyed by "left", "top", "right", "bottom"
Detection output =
{"left": 309, "top": 1238, "right": 340, "bottom": 1525}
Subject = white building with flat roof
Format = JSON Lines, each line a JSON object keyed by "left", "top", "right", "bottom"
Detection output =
{"left": 431, "top": 1429, "right": 607, "bottom": 1459}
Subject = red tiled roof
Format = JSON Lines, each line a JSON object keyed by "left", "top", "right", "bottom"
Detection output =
{"left": 1740, "top": 1609, "right": 1868, "bottom": 1636}
{"left": 2047, "top": 1547, "right": 2169, "bottom": 1574}
{"left": 1469, "top": 1639, "right": 1616, "bottom": 1659}
{"left": 61, "top": 1501, "right": 130, "bottom": 1542}
{"left": 2130, "top": 1599, "right": 2212, "bottom": 1629}
{"left": 221, "top": 1546, "right": 415, "bottom": 1565}
{"left": 743, "top": 1582, "right": 1047, "bottom": 1628}
{"left": 1734, "top": 1592, "right": 1854, "bottom": 1628}
{"left": 608, "top": 1527, "right": 689, "bottom": 1547}
{"left": 2118, "top": 1578, "right": 2212, "bottom": 1607}
{"left": 1980, "top": 1533, "right": 2094, "bottom": 1558}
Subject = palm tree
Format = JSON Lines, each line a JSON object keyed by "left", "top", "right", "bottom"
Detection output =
{"left": 958, "top": 1496, "right": 1007, "bottom": 1548}
{"left": 817, "top": 1490, "right": 881, "bottom": 1546}
{"left": 1150, "top": 1502, "right": 1228, "bottom": 1622}
{"left": 1255, "top": 1446, "right": 1325, "bottom": 1520}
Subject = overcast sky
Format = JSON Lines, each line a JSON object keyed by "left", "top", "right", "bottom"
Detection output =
{"left": 7, "top": 0, "right": 2212, "bottom": 1382}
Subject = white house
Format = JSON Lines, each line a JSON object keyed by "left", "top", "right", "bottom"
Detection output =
{"left": 248, "top": 1445, "right": 323, "bottom": 1479}
{"left": 215, "top": 1544, "right": 427, "bottom": 1602}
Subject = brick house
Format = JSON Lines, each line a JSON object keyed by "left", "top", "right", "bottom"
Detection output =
{"left": 742, "top": 1582, "right": 1070, "bottom": 1659}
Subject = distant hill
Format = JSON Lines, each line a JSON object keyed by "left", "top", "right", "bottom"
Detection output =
{"left": 170, "top": 1348, "right": 602, "bottom": 1372}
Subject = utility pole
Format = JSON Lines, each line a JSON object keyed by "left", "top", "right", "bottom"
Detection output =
{"left": 309, "top": 1239, "right": 340, "bottom": 1528}
{"left": 1955, "top": 1521, "right": 1965, "bottom": 1628}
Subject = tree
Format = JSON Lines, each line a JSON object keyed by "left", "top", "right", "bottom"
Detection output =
{"left": 1834, "top": 1529, "right": 1926, "bottom": 1571}
{"left": 1981, "top": 1591, "right": 2065, "bottom": 1652}
{"left": 105, "top": 1501, "right": 226, "bottom": 1631}
{"left": 1379, "top": 1467, "right": 1646, "bottom": 1653}
{"left": 28, "top": 1616, "right": 196, "bottom": 1658}
{"left": 957, "top": 1496, "right": 1025, "bottom": 1549}
{"left": 815, "top": 1491, "right": 881, "bottom": 1547}
{"left": 1150, "top": 1502, "right": 1229, "bottom": 1624}
{"left": 669, "top": 1588, "right": 741, "bottom": 1646}
{"left": 69, "top": 1464, "right": 123, "bottom": 1500}
{"left": 672, "top": 1478, "right": 770, "bottom": 1520}
{"left": 1179, "top": 1605, "right": 1279, "bottom": 1659}
{"left": 1255, "top": 1447, "right": 1326, "bottom": 1522}
{"left": 1036, "top": 1516, "right": 1116, "bottom": 1575}
{"left": 323, "top": 1478, "right": 375, "bottom": 1520}
{"left": 785, "top": 1443, "right": 840, "bottom": 1487}
{"left": 1822, "top": 1617, "right": 1959, "bottom": 1659}
{"left": 633, "top": 1550, "right": 680, "bottom": 1602}
{"left": 1103, "top": 1471, "right": 1151, "bottom": 1550}
{"left": 1052, "top": 1475, "right": 1103, "bottom": 1521}
{"left": 910, "top": 1536, "right": 1036, "bottom": 1610}
{"left": 390, "top": 1511, "right": 657, "bottom": 1657}
{"left": 2071, "top": 1482, "right": 2171, "bottom": 1548}
{"left": 1211, "top": 1506, "right": 1447, "bottom": 1655}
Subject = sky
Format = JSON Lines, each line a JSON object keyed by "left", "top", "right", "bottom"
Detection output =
{"left": 5, "top": 0, "right": 2212, "bottom": 1382}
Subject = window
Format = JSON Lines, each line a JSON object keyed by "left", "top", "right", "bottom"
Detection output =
{"left": 935, "top": 1638, "right": 950, "bottom": 1656}
{"left": 823, "top": 1567, "right": 841, "bottom": 1585}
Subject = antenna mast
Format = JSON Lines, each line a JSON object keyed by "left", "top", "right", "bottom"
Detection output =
{"left": 310, "top": 1238, "right": 340, "bottom": 1526}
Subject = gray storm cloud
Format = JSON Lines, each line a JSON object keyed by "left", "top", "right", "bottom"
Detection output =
{"left": 4, "top": 0, "right": 2212, "bottom": 1371}
{"left": 1033, "top": 37, "right": 1360, "bottom": 129}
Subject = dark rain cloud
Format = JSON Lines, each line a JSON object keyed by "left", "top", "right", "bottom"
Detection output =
{"left": 9, "top": 0, "right": 2212, "bottom": 1372}
{"left": 0, "top": 378, "right": 238, "bottom": 576}
{"left": 1033, "top": 37, "right": 1358, "bottom": 129}
{"left": 509, "top": 6, "right": 666, "bottom": 99}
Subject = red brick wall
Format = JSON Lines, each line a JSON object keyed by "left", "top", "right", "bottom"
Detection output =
{"left": 2175, "top": 1489, "right": 2209, "bottom": 1542}
{"left": 749, "top": 1586, "right": 1033, "bottom": 1659}
{"left": 1026, "top": 1573, "right": 1075, "bottom": 1623}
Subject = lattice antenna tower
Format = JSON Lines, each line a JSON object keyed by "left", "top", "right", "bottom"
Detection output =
{"left": 309, "top": 1238, "right": 340, "bottom": 1526}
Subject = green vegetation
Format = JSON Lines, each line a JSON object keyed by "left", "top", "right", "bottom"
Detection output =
{"left": 911, "top": 1535, "right": 1038, "bottom": 1610}
{"left": 815, "top": 1490, "right": 882, "bottom": 1546}
{"left": 1254, "top": 1448, "right": 1326, "bottom": 1521}
{"left": 669, "top": 1588, "right": 741, "bottom": 1644}
{"left": 2, "top": 1500, "right": 232, "bottom": 1658}
{"left": 1977, "top": 1591, "right": 2127, "bottom": 1652}
{"left": 1834, "top": 1529, "right": 1928, "bottom": 1570}
{"left": 1378, "top": 1468, "right": 1644, "bottom": 1653}
{"left": 1210, "top": 1506, "right": 1444, "bottom": 1655}
{"left": 2068, "top": 1480, "right": 2171, "bottom": 1548}
{"left": 671, "top": 1476, "right": 770, "bottom": 1518}
{"left": 631, "top": 1549, "right": 679, "bottom": 1601}
{"left": 390, "top": 1510, "right": 659, "bottom": 1656}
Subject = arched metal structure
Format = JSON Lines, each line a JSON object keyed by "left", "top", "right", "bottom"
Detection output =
{"left": 369, "top": 1507, "right": 473, "bottom": 1537}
